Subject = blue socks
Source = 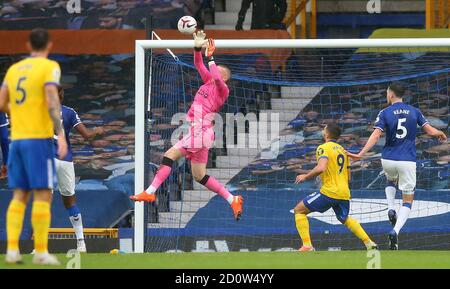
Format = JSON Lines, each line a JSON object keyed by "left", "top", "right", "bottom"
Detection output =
{"left": 67, "top": 205, "right": 80, "bottom": 217}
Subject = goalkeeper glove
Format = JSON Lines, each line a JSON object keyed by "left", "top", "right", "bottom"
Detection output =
{"left": 193, "top": 30, "right": 207, "bottom": 50}
{"left": 205, "top": 38, "right": 215, "bottom": 59}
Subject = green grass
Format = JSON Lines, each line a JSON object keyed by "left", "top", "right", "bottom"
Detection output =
{"left": 1, "top": 251, "right": 450, "bottom": 269}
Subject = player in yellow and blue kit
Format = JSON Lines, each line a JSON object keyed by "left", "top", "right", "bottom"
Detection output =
{"left": 0, "top": 28, "right": 68, "bottom": 265}
{"left": 293, "top": 123, "right": 377, "bottom": 252}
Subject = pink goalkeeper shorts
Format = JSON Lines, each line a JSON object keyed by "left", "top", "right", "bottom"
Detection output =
{"left": 174, "top": 125, "right": 215, "bottom": 164}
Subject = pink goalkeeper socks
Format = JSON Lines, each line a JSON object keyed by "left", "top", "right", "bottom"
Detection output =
{"left": 204, "top": 176, "right": 234, "bottom": 204}
{"left": 146, "top": 165, "right": 172, "bottom": 194}
{"left": 146, "top": 164, "right": 234, "bottom": 205}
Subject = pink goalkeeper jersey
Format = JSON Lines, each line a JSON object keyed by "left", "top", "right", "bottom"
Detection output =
{"left": 186, "top": 50, "right": 229, "bottom": 126}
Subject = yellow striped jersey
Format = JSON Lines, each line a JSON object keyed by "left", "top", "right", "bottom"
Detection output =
{"left": 316, "top": 141, "right": 350, "bottom": 200}
{"left": 2, "top": 57, "right": 61, "bottom": 140}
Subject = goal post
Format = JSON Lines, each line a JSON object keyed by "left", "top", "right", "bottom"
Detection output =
{"left": 134, "top": 42, "right": 146, "bottom": 253}
{"left": 136, "top": 38, "right": 450, "bottom": 49}
{"left": 134, "top": 38, "right": 450, "bottom": 253}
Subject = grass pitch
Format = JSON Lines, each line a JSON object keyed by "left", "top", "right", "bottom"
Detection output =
{"left": 1, "top": 251, "right": 450, "bottom": 269}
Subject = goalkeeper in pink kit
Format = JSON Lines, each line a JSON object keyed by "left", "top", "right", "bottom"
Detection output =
{"left": 131, "top": 31, "right": 244, "bottom": 220}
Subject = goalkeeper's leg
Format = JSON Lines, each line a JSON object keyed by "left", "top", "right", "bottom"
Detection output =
{"left": 130, "top": 146, "right": 184, "bottom": 202}
{"left": 191, "top": 162, "right": 243, "bottom": 221}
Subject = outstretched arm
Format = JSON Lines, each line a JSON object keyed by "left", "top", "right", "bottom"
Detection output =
{"left": 194, "top": 50, "right": 211, "bottom": 83}
{"left": 75, "top": 123, "right": 104, "bottom": 140}
{"left": 206, "top": 38, "right": 228, "bottom": 93}
{"left": 346, "top": 128, "right": 383, "bottom": 160}
{"left": 422, "top": 123, "right": 447, "bottom": 142}
{"left": 193, "top": 30, "right": 211, "bottom": 83}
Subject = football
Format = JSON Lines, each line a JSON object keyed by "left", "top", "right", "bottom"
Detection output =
{"left": 177, "top": 16, "right": 197, "bottom": 35}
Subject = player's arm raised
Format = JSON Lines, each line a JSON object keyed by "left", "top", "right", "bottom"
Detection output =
{"left": 206, "top": 38, "right": 228, "bottom": 92}
{"left": 46, "top": 84, "right": 67, "bottom": 159}
{"left": 193, "top": 30, "right": 211, "bottom": 83}
{"left": 295, "top": 157, "right": 328, "bottom": 184}
{"left": 422, "top": 123, "right": 447, "bottom": 143}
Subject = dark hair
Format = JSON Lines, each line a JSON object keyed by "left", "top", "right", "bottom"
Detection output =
{"left": 325, "top": 123, "right": 342, "bottom": 140}
{"left": 29, "top": 28, "right": 49, "bottom": 51}
{"left": 388, "top": 82, "right": 405, "bottom": 98}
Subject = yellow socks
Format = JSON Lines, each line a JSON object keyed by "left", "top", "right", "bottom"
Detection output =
{"left": 344, "top": 216, "right": 371, "bottom": 245}
{"left": 295, "top": 213, "right": 312, "bottom": 247}
{"left": 7, "top": 199, "right": 52, "bottom": 254}
{"left": 6, "top": 199, "right": 26, "bottom": 252}
{"left": 31, "top": 201, "right": 51, "bottom": 254}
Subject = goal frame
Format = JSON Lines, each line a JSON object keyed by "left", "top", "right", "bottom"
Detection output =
{"left": 134, "top": 38, "right": 450, "bottom": 253}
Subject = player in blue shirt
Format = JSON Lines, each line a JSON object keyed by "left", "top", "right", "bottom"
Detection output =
{"left": 0, "top": 112, "right": 9, "bottom": 179}
{"left": 347, "top": 83, "right": 447, "bottom": 250}
{"left": 54, "top": 87, "right": 104, "bottom": 252}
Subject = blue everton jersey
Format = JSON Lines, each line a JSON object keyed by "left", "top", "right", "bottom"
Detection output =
{"left": 374, "top": 102, "right": 428, "bottom": 162}
{"left": 54, "top": 105, "right": 82, "bottom": 162}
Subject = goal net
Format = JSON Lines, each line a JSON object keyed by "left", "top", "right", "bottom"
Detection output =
{"left": 135, "top": 38, "right": 450, "bottom": 253}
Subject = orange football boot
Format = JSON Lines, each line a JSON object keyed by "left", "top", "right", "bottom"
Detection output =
{"left": 130, "top": 191, "right": 156, "bottom": 203}
{"left": 231, "top": 196, "right": 243, "bottom": 221}
{"left": 298, "top": 245, "right": 315, "bottom": 252}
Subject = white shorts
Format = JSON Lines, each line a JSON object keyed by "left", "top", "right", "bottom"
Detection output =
{"left": 381, "top": 159, "right": 416, "bottom": 194}
{"left": 54, "top": 159, "right": 76, "bottom": 196}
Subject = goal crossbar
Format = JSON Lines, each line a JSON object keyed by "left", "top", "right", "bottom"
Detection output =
{"left": 133, "top": 37, "right": 450, "bottom": 253}
{"left": 136, "top": 38, "right": 450, "bottom": 49}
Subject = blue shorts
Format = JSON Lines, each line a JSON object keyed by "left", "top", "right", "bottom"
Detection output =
{"left": 8, "top": 139, "right": 56, "bottom": 191}
{"left": 303, "top": 192, "right": 350, "bottom": 223}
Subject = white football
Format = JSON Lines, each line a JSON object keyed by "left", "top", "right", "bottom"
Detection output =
{"left": 177, "top": 16, "right": 197, "bottom": 35}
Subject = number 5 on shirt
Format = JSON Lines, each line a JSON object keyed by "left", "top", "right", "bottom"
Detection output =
{"left": 396, "top": 118, "right": 407, "bottom": 139}
{"left": 16, "top": 77, "right": 27, "bottom": 104}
